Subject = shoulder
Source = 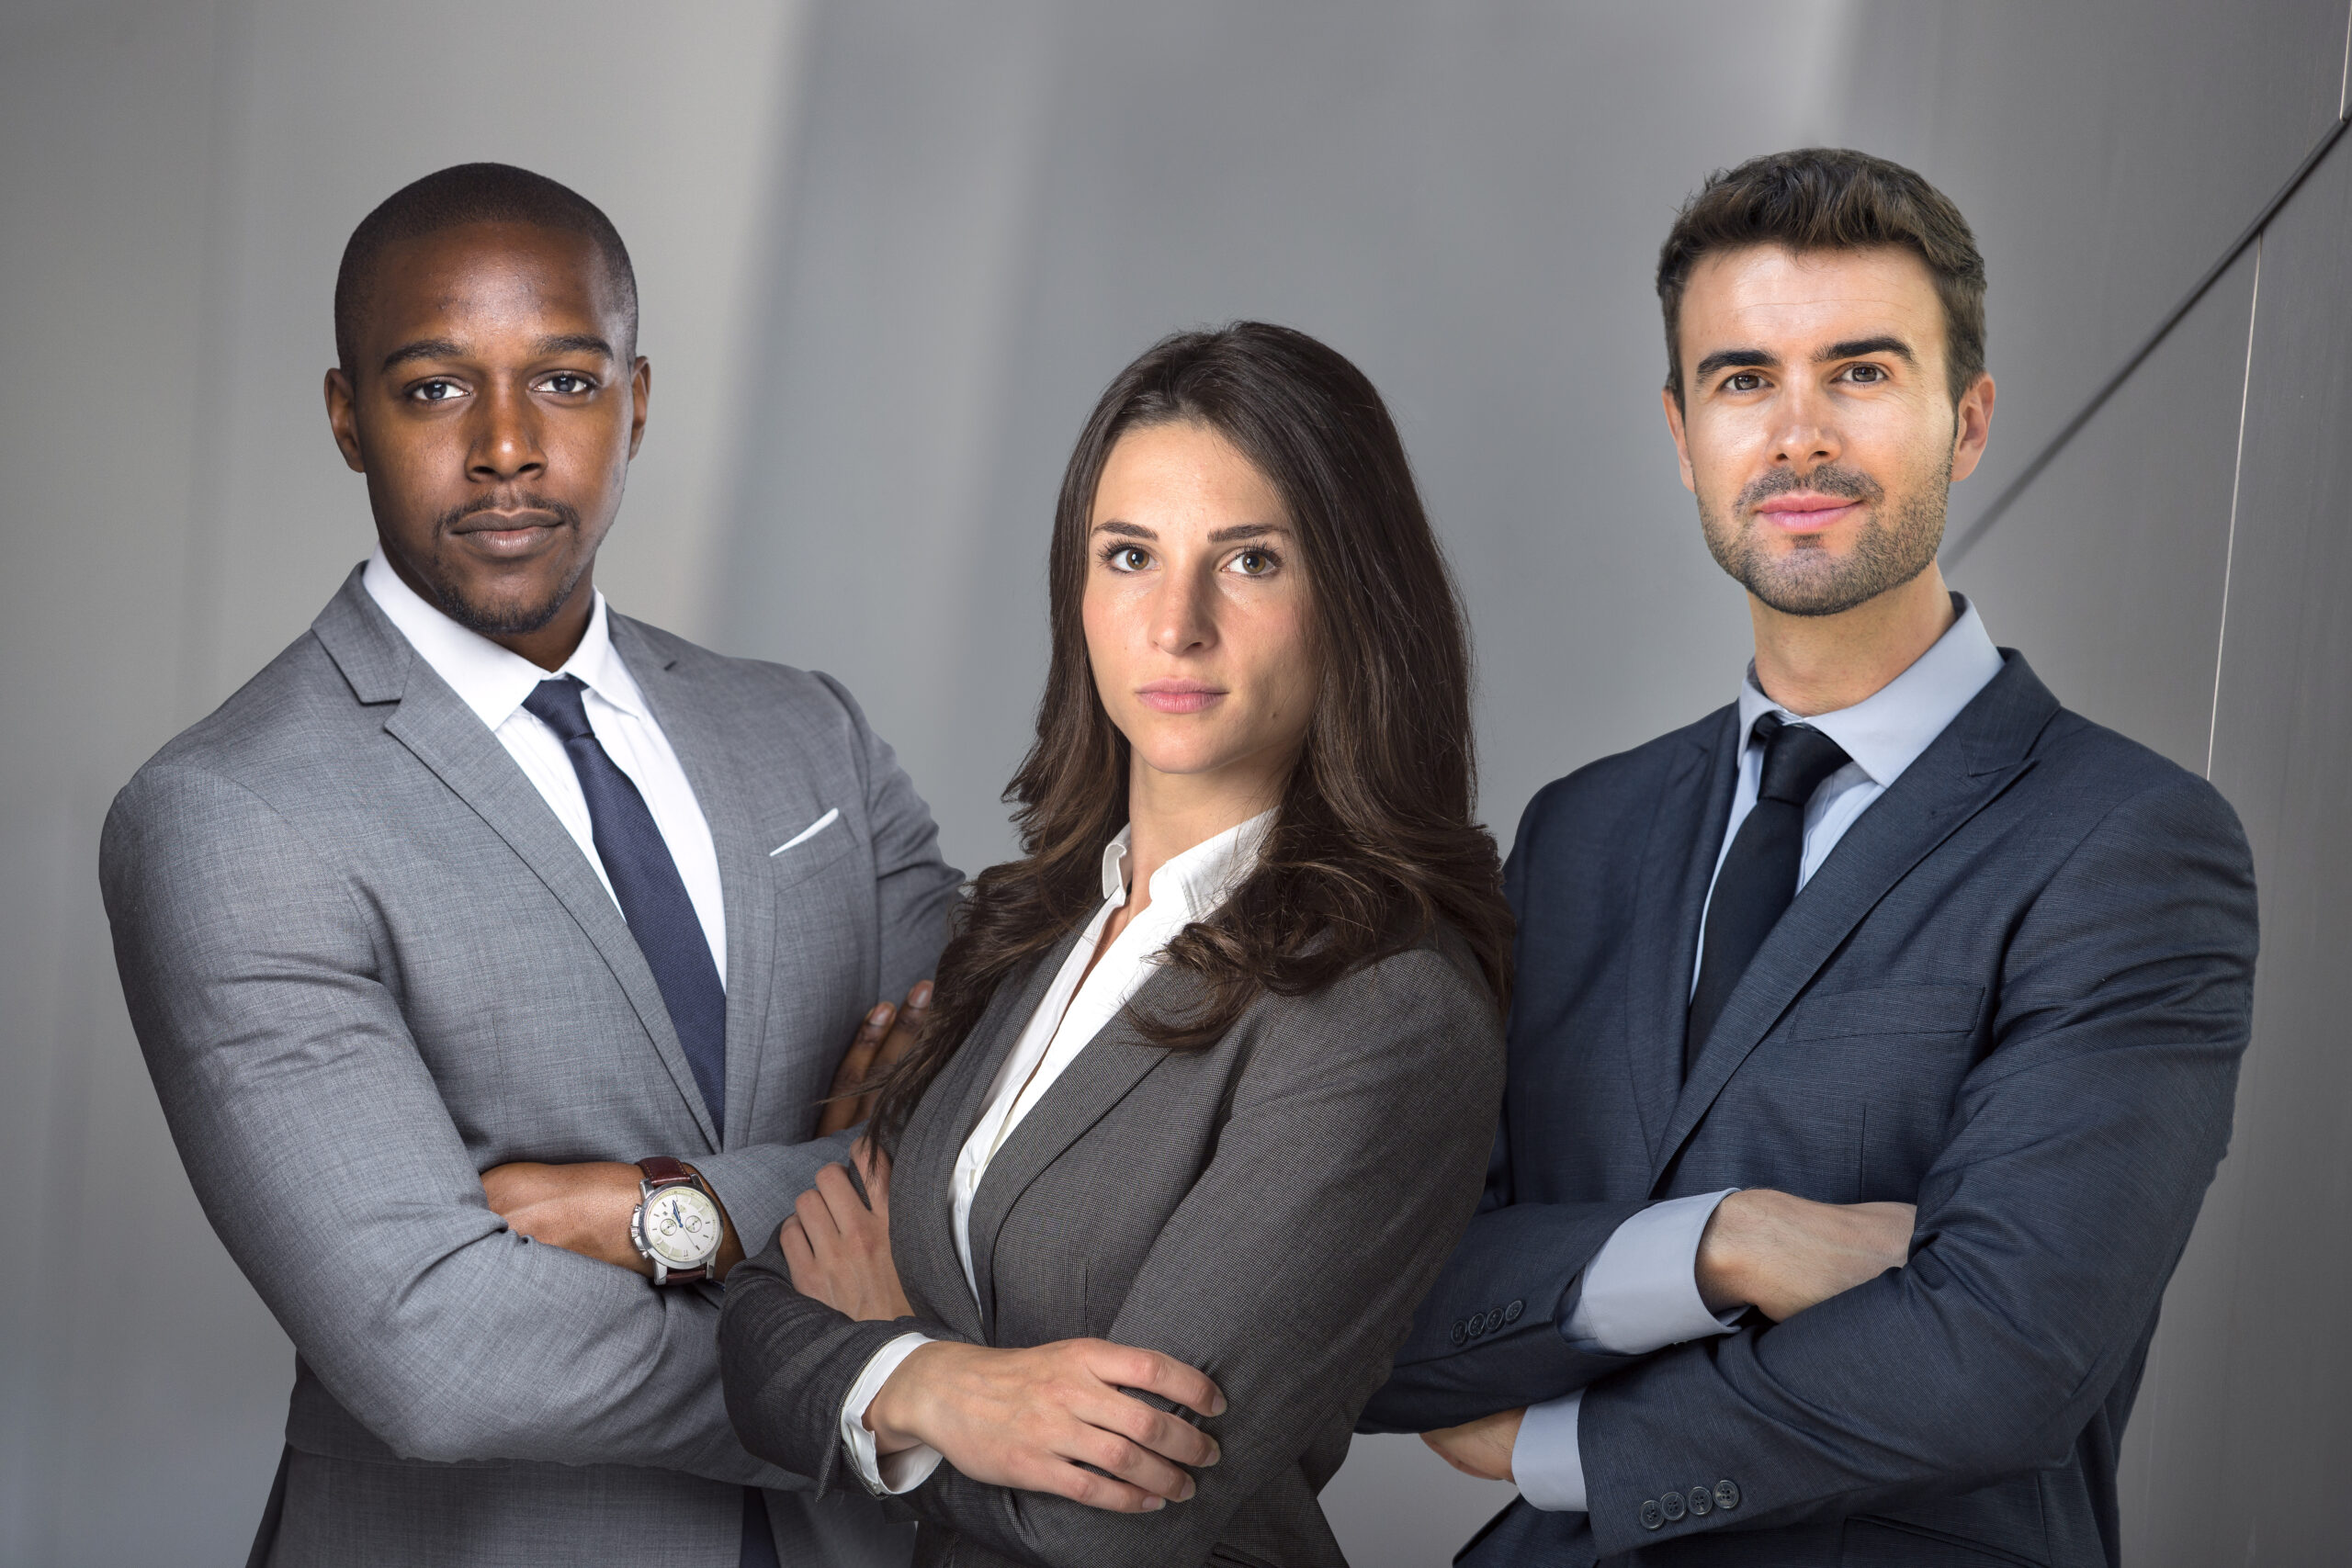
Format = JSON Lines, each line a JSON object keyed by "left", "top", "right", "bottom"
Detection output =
{"left": 1512, "top": 705, "right": 1732, "bottom": 856}
{"left": 615, "top": 615, "right": 880, "bottom": 743}
{"left": 1238, "top": 929, "right": 1505, "bottom": 1089}
{"left": 112, "top": 629, "right": 365, "bottom": 828}
{"left": 2021, "top": 706, "right": 2248, "bottom": 855}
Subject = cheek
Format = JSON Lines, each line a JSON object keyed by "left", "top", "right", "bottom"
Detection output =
{"left": 1247, "top": 600, "right": 1322, "bottom": 728}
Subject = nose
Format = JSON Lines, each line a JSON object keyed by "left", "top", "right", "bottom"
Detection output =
{"left": 1149, "top": 560, "right": 1216, "bottom": 658}
{"left": 1769, "top": 378, "right": 1840, "bottom": 472}
{"left": 467, "top": 378, "right": 548, "bottom": 483}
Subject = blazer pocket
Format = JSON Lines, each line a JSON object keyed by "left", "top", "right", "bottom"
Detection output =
{"left": 1784, "top": 983, "right": 1984, "bottom": 1042}
{"left": 766, "top": 810, "right": 856, "bottom": 892}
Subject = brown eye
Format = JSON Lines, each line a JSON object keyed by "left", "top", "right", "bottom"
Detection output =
{"left": 1233, "top": 550, "right": 1272, "bottom": 575}
{"left": 1107, "top": 547, "right": 1150, "bottom": 571}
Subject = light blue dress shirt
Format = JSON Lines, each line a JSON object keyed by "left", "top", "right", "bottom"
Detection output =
{"left": 1512, "top": 594, "right": 2006, "bottom": 1512}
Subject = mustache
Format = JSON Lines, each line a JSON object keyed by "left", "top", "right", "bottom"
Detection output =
{"left": 433, "top": 491, "right": 583, "bottom": 533}
{"left": 1736, "top": 464, "right": 1884, "bottom": 513}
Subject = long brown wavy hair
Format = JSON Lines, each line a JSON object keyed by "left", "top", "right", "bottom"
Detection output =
{"left": 869, "top": 321, "right": 1511, "bottom": 1149}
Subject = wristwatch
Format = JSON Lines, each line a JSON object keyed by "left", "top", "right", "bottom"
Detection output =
{"left": 629, "top": 1156, "right": 725, "bottom": 1285}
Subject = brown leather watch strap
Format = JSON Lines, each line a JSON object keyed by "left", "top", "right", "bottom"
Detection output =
{"left": 637, "top": 1155, "right": 695, "bottom": 1188}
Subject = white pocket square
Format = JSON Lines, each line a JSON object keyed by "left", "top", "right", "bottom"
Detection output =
{"left": 770, "top": 807, "right": 841, "bottom": 856}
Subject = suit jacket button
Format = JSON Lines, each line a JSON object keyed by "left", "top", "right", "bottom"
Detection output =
{"left": 1713, "top": 1479, "right": 1740, "bottom": 1511}
{"left": 1639, "top": 1500, "right": 1664, "bottom": 1531}
{"left": 1483, "top": 1308, "right": 1504, "bottom": 1333}
{"left": 1503, "top": 1299, "right": 1523, "bottom": 1323}
{"left": 1659, "top": 1490, "right": 1686, "bottom": 1521}
{"left": 1450, "top": 1319, "right": 1468, "bottom": 1345}
{"left": 1686, "top": 1485, "right": 1712, "bottom": 1517}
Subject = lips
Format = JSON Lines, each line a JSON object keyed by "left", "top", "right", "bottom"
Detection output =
{"left": 1752, "top": 494, "right": 1861, "bottom": 532}
{"left": 447, "top": 507, "right": 569, "bottom": 558}
{"left": 1136, "top": 680, "right": 1227, "bottom": 715}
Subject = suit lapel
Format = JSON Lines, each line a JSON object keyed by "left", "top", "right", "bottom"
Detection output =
{"left": 610, "top": 616, "right": 777, "bottom": 1150}
{"left": 1649, "top": 655, "right": 2060, "bottom": 1184}
{"left": 966, "top": 962, "right": 1195, "bottom": 1339}
{"left": 1621, "top": 711, "right": 1740, "bottom": 1164}
{"left": 312, "top": 575, "right": 721, "bottom": 1152}
{"left": 891, "top": 941, "right": 1080, "bottom": 1342}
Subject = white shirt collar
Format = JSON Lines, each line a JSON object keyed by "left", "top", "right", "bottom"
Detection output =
{"left": 1736, "top": 593, "right": 2004, "bottom": 788}
{"left": 361, "top": 547, "right": 649, "bottom": 730}
{"left": 1097, "top": 808, "right": 1277, "bottom": 919}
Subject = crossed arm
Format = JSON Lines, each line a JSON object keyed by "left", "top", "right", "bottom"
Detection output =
{"left": 1380, "top": 775, "right": 2257, "bottom": 1551}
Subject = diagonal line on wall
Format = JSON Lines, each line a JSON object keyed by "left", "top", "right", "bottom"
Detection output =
{"left": 1947, "top": 113, "right": 2349, "bottom": 567}
{"left": 2205, "top": 234, "right": 2261, "bottom": 782}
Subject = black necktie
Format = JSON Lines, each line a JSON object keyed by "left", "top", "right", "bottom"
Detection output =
{"left": 523, "top": 676, "right": 729, "bottom": 1129}
{"left": 1686, "top": 713, "right": 1852, "bottom": 1074}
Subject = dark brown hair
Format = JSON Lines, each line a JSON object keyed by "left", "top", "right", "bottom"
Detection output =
{"left": 1657, "top": 147, "right": 1986, "bottom": 405}
{"left": 334, "top": 163, "right": 638, "bottom": 375}
{"left": 869, "top": 321, "right": 1512, "bottom": 1148}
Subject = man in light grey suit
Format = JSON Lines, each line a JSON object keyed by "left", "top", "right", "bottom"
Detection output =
{"left": 100, "top": 164, "right": 959, "bottom": 1567}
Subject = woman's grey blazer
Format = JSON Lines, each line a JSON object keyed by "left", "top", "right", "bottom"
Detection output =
{"left": 718, "top": 923, "right": 1505, "bottom": 1568}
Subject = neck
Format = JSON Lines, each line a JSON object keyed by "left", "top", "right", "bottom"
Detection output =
{"left": 1748, "top": 563, "right": 1956, "bottom": 717}
{"left": 1118, "top": 753, "right": 1287, "bottom": 914}
{"left": 380, "top": 539, "right": 597, "bottom": 672}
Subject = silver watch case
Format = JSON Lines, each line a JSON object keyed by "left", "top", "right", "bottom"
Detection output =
{"left": 630, "top": 1175, "right": 724, "bottom": 1285}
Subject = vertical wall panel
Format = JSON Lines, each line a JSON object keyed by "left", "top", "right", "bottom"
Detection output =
{"left": 2128, "top": 131, "right": 2352, "bottom": 1568}
{"left": 1841, "top": 0, "right": 2347, "bottom": 543}
{"left": 1950, "top": 245, "right": 2256, "bottom": 773}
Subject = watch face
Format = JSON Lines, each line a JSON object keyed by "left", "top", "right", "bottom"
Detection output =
{"left": 640, "top": 1184, "right": 723, "bottom": 1268}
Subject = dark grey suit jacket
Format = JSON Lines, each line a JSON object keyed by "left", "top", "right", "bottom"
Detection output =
{"left": 1362, "top": 654, "right": 2259, "bottom": 1567}
{"left": 101, "top": 570, "right": 962, "bottom": 1567}
{"left": 719, "top": 925, "right": 1506, "bottom": 1568}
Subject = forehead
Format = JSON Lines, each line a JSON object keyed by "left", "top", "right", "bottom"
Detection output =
{"left": 1679, "top": 243, "right": 1945, "bottom": 356}
{"left": 356, "top": 221, "right": 627, "bottom": 353}
{"left": 1092, "top": 421, "right": 1283, "bottom": 520}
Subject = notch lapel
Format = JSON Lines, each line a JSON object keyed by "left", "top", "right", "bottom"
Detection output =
{"left": 313, "top": 577, "right": 721, "bottom": 1152}
{"left": 965, "top": 964, "right": 1197, "bottom": 1339}
{"left": 1620, "top": 711, "right": 1741, "bottom": 1164}
{"left": 1649, "top": 656, "right": 2060, "bottom": 1185}
{"left": 610, "top": 618, "right": 778, "bottom": 1151}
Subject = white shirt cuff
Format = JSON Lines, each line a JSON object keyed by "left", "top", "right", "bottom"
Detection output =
{"left": 1560, "top": 1190, "right": 1742, "bottom": 1355}
{"left": 839, "top": 1332, "right": 943, "bottom": 1495}
{"left": 1512, "top": 1390, "right": 1588, "bottom": 1512}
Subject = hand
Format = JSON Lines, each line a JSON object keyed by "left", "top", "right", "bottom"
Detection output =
{"left": 1421, "top": 1406, "right": 1523, "bottom": 1483}
{"left": 818, "top": 981, "right": 933, "bottom": 1135}
{"left": 1693, "top": 1189, "right": 1917, "bottom": 1321}
{"left": 780, "top": 1141, "right": 913, "bottom": 1321}
{"left": 866, "top": 1337, "right": 1227, "bottom": 1513}
{"left": 483, "top": 1159, "right": 745, "bottom": 1280}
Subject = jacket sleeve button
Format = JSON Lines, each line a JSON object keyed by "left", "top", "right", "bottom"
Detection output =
{"left": 1450, "top": 1319, "right": 1468, "bottom": 1346}
{"left": 1483, "top": 1308, "right": 1504, "bottom": 1333}
{"left": 1503, "top": 1299, "right": 1524, "bottom": 1323}
{"left": 1713, "top": 1479, "right": 1740, "bottom": 1511}
{"left": 1686, "top": 1485, "right": 1712, "bottom": 1517}
{"left": 1639, "top": 1500, "right": 1664, "bottom": 1531}
{"left": 1659, "top": 1491, "right": 1686, "bottom": 1522}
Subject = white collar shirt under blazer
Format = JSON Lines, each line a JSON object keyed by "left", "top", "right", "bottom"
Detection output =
{"left": 840, "top": 809, "right": 1275, "bottom": 1495}
{"left": 361, "top": 548, "right": 728, "bottom": 982}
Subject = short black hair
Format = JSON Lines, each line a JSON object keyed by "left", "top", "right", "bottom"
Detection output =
{"left": 334, "top": 163, "right": 638, "bottom": 374}
{"left": 1657, "top": 148, "right": 1986, "bottom": 406}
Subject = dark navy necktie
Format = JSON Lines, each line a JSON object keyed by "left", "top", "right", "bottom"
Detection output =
{"left": 1686, "top": 713, "right": 1852, "bottom": 1075}
{"left": 523, "top": 676, "right": 729, "bottom": 1129}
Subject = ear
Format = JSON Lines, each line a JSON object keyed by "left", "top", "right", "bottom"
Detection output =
{"left": 627, "top": 355, "right": 652, "bottom": 459}
{"left": 1660, "top": 385, "right": 1697, "bottom": 494}
{"left": 324, "top": 367, "right": 367, "bottom": 473}
{"left": 1948, "top": 371, "right": 1996, "bottom": 483}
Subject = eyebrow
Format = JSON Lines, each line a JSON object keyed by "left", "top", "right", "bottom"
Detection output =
{"left": 1090, "top": 521, "right": 1289, "bottom": 543}
{"left": 377, "top": 333, "right": 615, "bottom": 375}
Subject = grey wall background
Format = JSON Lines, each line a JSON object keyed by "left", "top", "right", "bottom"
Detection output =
{"left": 3, "top": 3, "right": 2346, "bottom": 1563}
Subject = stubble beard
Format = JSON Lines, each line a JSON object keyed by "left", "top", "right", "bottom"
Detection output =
{"left": 415, "top": 494, "right": 593, "bottom": 637}
{"left": 1699, "top": 454, "right": 1951, "bottom": 617}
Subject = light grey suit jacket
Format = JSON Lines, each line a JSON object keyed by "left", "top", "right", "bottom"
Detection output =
{"left": 100, "top": 569, "right": 962, "bottom": 1567}
{"left": 719, "top": 924, "right": 1505, "bottom": 1568}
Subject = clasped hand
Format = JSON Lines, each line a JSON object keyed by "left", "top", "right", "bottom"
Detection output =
{"left": 1419, "top": 1189, "right": 1917, "bottom": 1483}
{"left": 785, "top": 1139, "right": 1227, "bottom": 1513}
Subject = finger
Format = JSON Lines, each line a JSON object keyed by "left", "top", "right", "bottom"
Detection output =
{"left": 1059, "top": 1425, "right": 1196, "bottom": 1503}
{"left": 796, "top": 1183, "right": 842, "bottom": 1244}
{"left": 854, "top": 1142, "right": 894, "bottom": 1213}
{"left": 778, "top": 1217, "right": 818, "bottom": 1280}
{"left": 1014, "top": 1457, "right": 1165, "bottom": 1515}
{"left": 814, "top": 1161, "right": 870, "bottom": 1224}
{"left": 1086, "top": 1341, "right": 1227, "bottom": 1418}
{"left": 831, "top": 1004, "right": 895, "bottom": 1087}
{"left": 872, "top": 982, "right": 933, "bottom": 1072}
{"left": 1088, "top": 1390, "right": 1219, "bottom": 1469}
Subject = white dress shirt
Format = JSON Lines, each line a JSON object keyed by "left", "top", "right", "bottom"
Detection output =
{"left": 361, "top": 549, "right": 728, "bottom": 981}
{"left": 1513, "top": 594, "right": 2005, "bottom": 1512}
{"left": 837, "top": 810, "right": 1276, "bottom": 1495}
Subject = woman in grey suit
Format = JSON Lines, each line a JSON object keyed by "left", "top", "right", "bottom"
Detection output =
{"left": 718, "top": 322, "right": 1510, "bottom": 1567}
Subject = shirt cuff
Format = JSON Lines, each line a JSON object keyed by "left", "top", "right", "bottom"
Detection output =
{"left": 1560, "top": 1189, "right": 1742, "bottom": 1355}
{"left": 839, "top": 1332, "right": 944, "bottom": 1495}
{"left": 1512, "top": 1390, "right": 1588, "bottom": 1512}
